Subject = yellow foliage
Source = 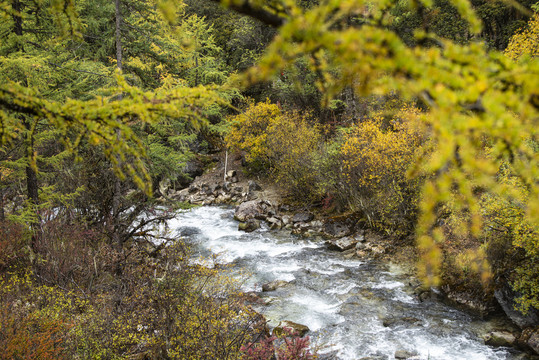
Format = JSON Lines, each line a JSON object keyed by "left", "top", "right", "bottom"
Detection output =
{"left": 340, "top": 104, "right": 426, "bottom": 234}
{"left": 505, "top": 13, "right": 539, "bottom": 60}
{"left": 226, "top": 100, "right": 321, "bottom": 197}
{"left": 481, "top": 167, "right": 539, "bottom": 314}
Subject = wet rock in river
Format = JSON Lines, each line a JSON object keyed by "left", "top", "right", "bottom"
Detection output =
{"left": 273, "top": 320, "right": 310, "bottom": 337}
{"left": 483, "top": 330, "right": 517, "bottom": 347}
{"left": 394, "top": 349, "right": 418, "bottom": 359}
{"left": 262, "top": 280, "right": 290, "bottom": 292}
{"left": 326, "top": 236, "right": 359, "bottom": 251}
{"left": 382, "top": 316, "right": 422, "bottom": 328}
{"left": 238, "top": 219, "right": 260, "bottom": 232}
{"left": 178, "top": 226, "right": 201, "bottom": 237}
{"left": 235, "top": 200, "right": 266, "bottom": 222}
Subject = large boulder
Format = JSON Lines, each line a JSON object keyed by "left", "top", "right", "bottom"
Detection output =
{"left": 273, "top": 320, "right": 310, "bottom": 337}
{"left": 495, "top": 285, "right": 539, "bottom": 328}
{"left": 483, "top": 331, "right": 517, "bottom": 347}
{"left": 238, "top": 219, "right": 260, "bottom": 232}
{"left": 292, "top": 212, "right": 314, "bottom": 223}
{"left": 248, "top": 180, "right": 262, "bottom": 192}
{"left": 323, "top": 220, "right": 354, "bottom": 238}
{"left": 262, "top": 280, "right": 290, "bottom": 292}
{"left": 519, "top": 327, "right": 539, "bottom": 355}
{"left": 235, "top": 200, "right": 266, "bottom": 222}
{"left": 176, "top": 159, "right": 204, "bottom": 188}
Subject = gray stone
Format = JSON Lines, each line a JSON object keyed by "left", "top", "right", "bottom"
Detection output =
{"left": 495, "top": 285, "right": 539, "bottom": 328}
{"left": 483, "top": 331, "right": 517, "bottom": 348}
{"left": 273, "top": 320, "right": 310, "bottom": 337}
{"left": 292, "top": 212, "right": 314, "bottom": 223}
{"left": 235, "top": 200, "right": 265, "bottom": 222}
{"left": 248, "top": 180, "right": 262, "bottom": 192}
{"left": 528, "top": 329, "right": 539, "bottom": 354}
{"left": 238, "top": 219, "right": 260, "bottom": 232}
{"left": 323, "top": 221, "right": 353, "bottom": 238}
{"left": 394, "top": 349, "right": 418, "bottom": 359}
{"left": 262, "top": 280, "right": 289, "bottom": 292}
{"left": 267, "top": 217, "right": 282, "bottom": 229}
{"left": 226, "top": 170, "right": 237, "bottom": 179}
{"left": 177, "top": 226, "right": 201, "bottom": 237}
{"left": 326, "top": 236, "right": 359, "bottom": 251}
{"left": 382, "top": 316, "right": 422, "bottom": 328}
{"left": 282, "top": 215, "right": 292, "bottom": 226}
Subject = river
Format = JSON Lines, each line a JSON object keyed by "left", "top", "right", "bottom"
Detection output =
{"left": 167, "top": 205, "right": 527, "bottom": 360}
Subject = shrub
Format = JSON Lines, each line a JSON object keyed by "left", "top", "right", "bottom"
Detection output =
{"left": 339, "top": 104, "right": 427, "bottom": 234}
{"left": 481, "top": 168, "right": 539, "bottom": 314}
{"left": 241, "top": 327, "right": 316, "bottom": 360}
{"left": 226, "top": 100, "right": 321, "bottom": 199}
{"left": 0, "top": 221, "right": 29, "bottom": 271}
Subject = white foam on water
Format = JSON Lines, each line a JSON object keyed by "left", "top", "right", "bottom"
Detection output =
{"left": 328, "top": 258, "right": 363, "bottom": 267}
{"left": 391, "top": 290, "right": 418, "bottom": 304}
{"left": 370, "top": 280, "right": 405, "bottom": 290}
{"left": 327, "top": 283, "right": 358, "bottom": 295}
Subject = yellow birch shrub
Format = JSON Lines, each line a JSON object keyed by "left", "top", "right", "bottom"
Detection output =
{"left": 226, "top": 100, "right": 321, "bottom": 198}
{"left": 340, "top": 104, "right": 427, "bottom": 234}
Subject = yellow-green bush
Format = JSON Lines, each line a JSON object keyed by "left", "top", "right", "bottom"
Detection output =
{"left": 481, "top": 168, "right": 539, "bottom": 314}
{"left": 339, "top": 104, "right": 427, "bottom": 234}
{"left": 226, "top": 100, "right": 321, "bottom": 198}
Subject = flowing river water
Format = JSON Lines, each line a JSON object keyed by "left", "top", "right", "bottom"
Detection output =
{"left": 167, "top": 206, "right": 527, "bottom": 360}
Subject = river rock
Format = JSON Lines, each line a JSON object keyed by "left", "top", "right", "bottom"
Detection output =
{"left": 188, "top": 184, "right": 198, "bottom": 193}
{"left": 248, "top": 180, "right": 262, "bottom": 192}
{"left": 177, "top": 159, "right": 204, "bottom": 188}
{"left": 273, "top": 320, "right": 310, "bottom": 337}
{"left": 238, "top": 219, "right": 260, "bottom": 232}
{"left": 394, "top": 349, "right": 418, "bottom": 359}
{"left": 282, "top": 215, "right": 292, "bottom": 226}
{"left": 483, "top": 330, "right": 517, "bottom": 347}
{"left": 382, "top": 316, "right": 422, "bottom": 328}
{"left": 323, "top": 220, "right": 353, "bottom": 238}
{"left": 326, "top": 236, "right": 359, "bottom": 251}
{"left": 235, "top": 200, "right": 265, "bottom": 222}
{"left": 519, "top": 327, "right": 539, "bottom": 354}
{"left": 267, "top": 216, "right": 282, "bottom": 229}
{"left": 262, "top": 280, "right": 290, "bottom": 292}
{"left": 178, "top": 226, "right": 201, "bottom": 237}
{"left": 226, "top": 170, "right": 237, "bottom": 179}
{"left": 292, "top": 212, "right": 314, "bottom": 223}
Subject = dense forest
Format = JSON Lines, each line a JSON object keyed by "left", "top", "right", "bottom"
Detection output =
{"left": 0, "top": 0, "right": 538, "bottom": 358}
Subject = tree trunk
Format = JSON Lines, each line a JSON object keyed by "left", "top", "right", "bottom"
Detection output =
{"left": 113, "top": 0, "right": 124, "bottom": 273}
{"left": 12, "top": 0, "right": 23, "bottom": 37}
{"left": 25, "top": 119, "right": 40, "bottom": 253}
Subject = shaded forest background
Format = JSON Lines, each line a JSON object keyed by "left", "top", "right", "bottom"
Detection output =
{"left": 0, "top": 0, "right": 538, "bottom": 358}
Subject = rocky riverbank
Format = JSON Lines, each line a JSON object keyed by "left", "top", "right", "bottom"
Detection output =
{"left": 162, "top": 154, "right": 539, "bottom": 357}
